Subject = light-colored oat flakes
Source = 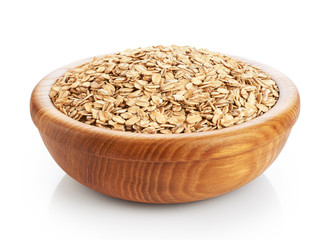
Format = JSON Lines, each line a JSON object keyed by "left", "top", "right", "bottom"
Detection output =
{"left": 49, "top": 45, "right": 279, "bottom": 134}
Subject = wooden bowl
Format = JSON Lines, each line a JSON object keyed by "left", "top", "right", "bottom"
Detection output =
{"left": 30, "top": 56, "right": 300, "bottom": 203}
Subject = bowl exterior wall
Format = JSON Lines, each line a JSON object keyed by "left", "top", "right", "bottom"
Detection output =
{"left": 38, "top": 129, "right": 291, "bottom": 203}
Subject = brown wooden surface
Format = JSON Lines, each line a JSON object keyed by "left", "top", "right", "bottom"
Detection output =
{"left": 30, "top": 56, "right": 300, "bottom": 203}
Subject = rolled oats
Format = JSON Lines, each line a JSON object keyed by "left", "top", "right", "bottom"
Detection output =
{"left": 49, "top": 45, "right": 279, "bottom": 134}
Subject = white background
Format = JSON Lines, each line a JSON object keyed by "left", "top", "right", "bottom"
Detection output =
{"left": 1, "top": 0, "right": 329, "bottom": 239}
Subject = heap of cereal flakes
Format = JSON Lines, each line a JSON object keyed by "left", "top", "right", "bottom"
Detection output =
{"left": 50, "top": 45, "right": 279, "bottom": 134}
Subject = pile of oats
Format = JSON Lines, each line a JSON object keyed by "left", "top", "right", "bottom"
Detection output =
{"left": 49, "top": 46, "right": 279, "bottom": 134}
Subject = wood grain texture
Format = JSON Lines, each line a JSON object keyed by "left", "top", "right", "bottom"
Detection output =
{"left": 30, "top": 56, "right": 300, "bottom": 203}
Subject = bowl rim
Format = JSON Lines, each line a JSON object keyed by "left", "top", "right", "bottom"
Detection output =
{"left": 31, "top": 54, "right": 300, "bottom": 141}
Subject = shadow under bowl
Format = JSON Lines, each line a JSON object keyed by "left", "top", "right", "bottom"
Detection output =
{"left": 30, "top": 55, "right": 300, "bottom": 203}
